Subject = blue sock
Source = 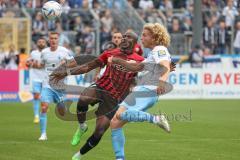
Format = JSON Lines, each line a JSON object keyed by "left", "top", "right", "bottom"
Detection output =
{"left": 111, "top": 128, "right": 125, "bottom": 160}
{"left": 40, "top": 113, "right": 47, "bottom": 134}
{"left": 33, "top": 99, "right": 40, "bottom": 117}
{"left": 120, "top": 110, "right": 154, "bottom": 123}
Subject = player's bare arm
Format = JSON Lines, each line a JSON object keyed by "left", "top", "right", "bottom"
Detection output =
{"left": 50, "top": 59, "right": 102, "bottom": 82}
{"left": 157, "top": 60, "right": 170, "bottom": 95}
{"left": 109, "top": 56, "right": 176, "bottom": 72}
{"left": 109, "top": 56, "right": 144, "bottom": 72}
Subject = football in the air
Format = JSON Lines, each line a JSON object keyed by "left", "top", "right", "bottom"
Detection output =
{"left": 42, "top": 1, "right": 62, "bottom": 20}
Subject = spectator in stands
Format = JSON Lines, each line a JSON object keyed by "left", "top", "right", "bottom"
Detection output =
{"left": 82, "top": 25, "right": 95, "bottom": 54}
{"left": 182, "top": 16, "right": 192, "bottom": 32}
{"left": 139, "top": 0, "right": 154, "bottom": 10}
{"left": 55, "top": 20, "right": 70, "bottom": 46}
{"left": 147, "top": 10, "right": 166, "bottom": 25}
{"left": 59, "top": 0, "right": 71, "bottom": 30}
{"left": 184, "top": 2, "right": 194, "bottom": 20}
{"left": 216, "top": 19, "right": 230, "bottom": 54}
{"left": 108, "top": 0, "right": 126, "bottom": 10}
{"left": 32, "top": 12, "right": 46, "bottom": 42}
{"left": 4, "top": 44, "right": 18, "bottom": 70}
{"left": 159, "top": 0, "right": 173, "bottom": 11}
{"left": 73, "top": 16, "right": 84, "bottom": 33}
{"left": 92, "top": 0, "right": 102, "bottom": 15}
{"left": 8, "top": 0, "right": 20, "bottom": 9}
{"left": 18, "top": 48, "right": 28, "bottom": 70}
{"left": 127, "top": 0, "right": 140, "bottom": 8}
{"left": 223, "top": 0, "right": 238, "bottom": 29}
{"left": 234, "top": 21, "right": 240, "bottom": 54}
{"left": 101, "top": 9, "right": 113, "bottom": 33}
{"left": 172, "top": 0, "right": 186, "bottom": 9}
{"left": 203, "top": 18, "right": 216, "bottom": 54}
{"left": 74, "top": 46, "right": 82, "bottom": 56}
{"left": 0, "top": 0, "right": 6, "bottom": 17}
{"left": 203, "top": 47, "right": 212, "bottom": 56}
{"left": 100, "top": 26, "right": 112, "bottom": 52}
{"left": 69, "top": 0, "right": 83, "bottom": 8}
{"left": 0, "top": 46, "right": 5, "bottom": 68}
{"left": 189, "top": 45, "right": 203, "bottom": 68}
{"left": 169, "top": 17, "right": 183, "bottom": 33}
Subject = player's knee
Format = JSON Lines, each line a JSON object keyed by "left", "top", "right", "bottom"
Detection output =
{"left": 34, "top": 93, "right": 40, "bottom": 100}
{"left": 94, "top": 127, "right": 106, "bottom": 139}
{"left": 57, "top": 102, "right": 65, "bottom": 116}
{"left": 41, "top": 103, "right": 48, "bottom": 113}
{"left": 110, "top": 116, "right": 120, "bottom": 129}
{"left": 115, "top": 110, "right": 124, "bottom": 120}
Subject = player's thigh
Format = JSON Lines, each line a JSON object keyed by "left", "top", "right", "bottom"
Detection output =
{"left": 121, "top": 86, "right": 158, "bottom": 112}
{"left": 41, "top": 87, "right": 54, "bottom": 104}
{"left": 51, "top": 89, "right": 64, "bottom": 104}
{"left": 78, "top": 86, "right": 99, "bottom": 104}
{"left": 95, "top": 89, "right": 118, "bottom": 120}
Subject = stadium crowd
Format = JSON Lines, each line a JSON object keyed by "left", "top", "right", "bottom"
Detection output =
{"left": 0, "top": 0, "right": 240, "bottom": 69}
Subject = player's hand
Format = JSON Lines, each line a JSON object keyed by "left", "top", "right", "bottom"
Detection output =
{"left": 170, "top": 62, "right": 176, "bottom": 72}
{"left": 49, "top": 70, "right": 67, "bottom": 83}
{"left": 156, "top": 85, "right": 166, "bottom": 95}
{"left": 26, "top": 59, "right": 33, "bottom": 67}
{"left": 108, "top": 56, "right": 113, "bottom": 64}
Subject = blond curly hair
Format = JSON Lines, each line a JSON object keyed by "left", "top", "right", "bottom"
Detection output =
{"left": 143, "top": 23, "right": 171, "bottom": 47}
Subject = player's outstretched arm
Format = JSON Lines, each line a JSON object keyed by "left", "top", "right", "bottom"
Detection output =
{"left": 109, "top": 57, "right": 144, "bottom": 72}
{"left": 68, "top": 58, "right": 101, "bottom": 75}
{"left": 50, "top": 59, "right": 101, "bottom": 82}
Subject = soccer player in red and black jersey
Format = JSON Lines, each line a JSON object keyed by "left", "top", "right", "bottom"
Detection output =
{"left": 50, "top": 31, "right": 144, "bottom": 160}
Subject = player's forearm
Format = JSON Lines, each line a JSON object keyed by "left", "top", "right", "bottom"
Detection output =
{"left": 159, "top": 61, "right": 170, "bottom": 83}
{"left": 113, "top": 58, "right": 143, "bottom": 72}
{"left": 68, "top": 59, "right": 101, "bottom": 75}
{"left": 68, "top": 64, "right": 90, "bottom": 75}
{"left": 31, "top": 62, "right": 44, "bottom": 69}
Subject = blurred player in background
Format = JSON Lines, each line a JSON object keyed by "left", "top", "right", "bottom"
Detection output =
{"left": 94, "top": 31, "right": 123, "bottom": 81}
{"left": 27, "top": 32, "right": 76, "bottom": 140}
{"left": 109, "top": 23, "right": 172, "bottom": 160}
{"left": 27, "top": 37, "right": 47, "bottom": 124}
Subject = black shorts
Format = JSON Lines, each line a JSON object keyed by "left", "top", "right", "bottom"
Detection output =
{"left": 83, "top": 85, "right": 119, "bottom": 120}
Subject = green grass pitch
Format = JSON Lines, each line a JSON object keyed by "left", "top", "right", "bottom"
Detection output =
{"left": 0, "top": 100, "right": 240, "bottom": 160}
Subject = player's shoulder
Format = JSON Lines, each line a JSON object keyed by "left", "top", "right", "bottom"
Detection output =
{"left": 102, "top": 48, "right": 120, "bottom": 56}
{"left": 57, "top": 46, "right": 69, "bottom": 52}
{"left": 152, "top": 45, "right": 170, "bottom": 56}
{"left": 42, "top": 47, "right": 50, "bottom": 53}
{"left": 30, "top": 49, "right": 39, "bottom": 55}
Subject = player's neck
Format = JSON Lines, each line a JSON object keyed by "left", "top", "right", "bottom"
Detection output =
{"left": 149, "top": 44, "right": 157, "bottom": 50}
{"left": 50, "top": 46, "right": 58, "bottom": 51}
{"left": 38, "top": 48, "right": 43, "bottom": 52}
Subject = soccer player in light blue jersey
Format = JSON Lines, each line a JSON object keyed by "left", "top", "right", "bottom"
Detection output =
{"left": 108, "top": 23, "right": 172, "bottom": 160}
{"left": 28, "top": 32, "right": 76, "bottom": 140}
{"left": 27, "top": 37, "right": 46, "bottom": 124}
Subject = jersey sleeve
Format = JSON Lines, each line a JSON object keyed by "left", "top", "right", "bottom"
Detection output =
{"left": 152, "top": 46, "right": 171, "bottom": 63}
{"left": 98, "top": 51, "right": 109, "bottom": 66}
{"left": 60, "top": 49, "right": 74, "bottom": 60}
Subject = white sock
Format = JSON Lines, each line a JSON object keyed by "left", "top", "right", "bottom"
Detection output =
{"left": 79, "top": 123, "right": 87, "bottom": 130}
{"left": 152, "top": 115, "right": 160, "bottom": 124}
{"left": 74, "top": 151, "right": 81, "bottom": 157}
